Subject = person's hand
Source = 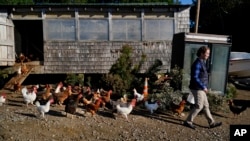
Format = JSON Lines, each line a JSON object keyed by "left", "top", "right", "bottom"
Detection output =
{"left": 204, "top": 88, "right": 208, "bottom": 93}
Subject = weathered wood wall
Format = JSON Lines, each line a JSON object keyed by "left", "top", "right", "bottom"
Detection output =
{"left": 44, "top": 41, "right": 172, "bottom": 74}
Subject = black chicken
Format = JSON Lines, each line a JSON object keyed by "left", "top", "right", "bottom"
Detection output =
{"left": 228, "top": 99, "right": 247, "bottom": 117}
{"left": 64, "top": 93, "right": 83, "bottom": 118}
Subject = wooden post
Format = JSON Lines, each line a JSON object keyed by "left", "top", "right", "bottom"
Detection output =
{"left": 195, "top": 0, "right": 201, "bottom": 33}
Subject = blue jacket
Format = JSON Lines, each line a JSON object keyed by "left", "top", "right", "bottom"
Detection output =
{"left": 189, "top": 58, "right": 208, "bottom": 90}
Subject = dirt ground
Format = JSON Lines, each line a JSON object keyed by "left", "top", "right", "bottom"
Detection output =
{"left": 0, "top": 87, "right": 250, "bottom": 141}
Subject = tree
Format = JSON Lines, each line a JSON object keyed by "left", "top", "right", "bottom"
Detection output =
{"left": 190, "top": 0, "right": 250, "bottom": 52}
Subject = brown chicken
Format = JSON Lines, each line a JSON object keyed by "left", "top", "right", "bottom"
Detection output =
{"left": 41, "top": 84, "right": 52, "bottom": 101}
{"left": 82, "top": 92, "right": 99, "bottom": 105}
{"left": 100, "top": 90, "right": 112, "bottom": 109}
{"left": 53, "top": 85, "right": 72, "bottom": 106}
{"left": 171, "top": 99, "right": 186, "bottom": 117}
{"left": 228, "top": 99, "right": 247, "bottom": 117}
{"left": 85, "top": 98, "right": 103, "bottom": 118}
{"left": 19, "top": 53, "right": 25, "bottom": 65}
{"left": 21, "top": 64, "right": 29, "bottom": 75}
{"left": 13, "top": 81, "right": 21, "bottom": 93}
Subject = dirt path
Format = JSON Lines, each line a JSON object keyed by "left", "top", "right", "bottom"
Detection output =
{"left": 0, "top": 88, "right": 249, "bottom": 141}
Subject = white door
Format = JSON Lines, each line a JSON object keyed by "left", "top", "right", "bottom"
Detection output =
{"left": 0, "top": 12, "right": 15, "bottom": 66}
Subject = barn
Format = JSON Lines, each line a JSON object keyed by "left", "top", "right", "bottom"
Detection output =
{"left": 0, "top": 4, "right": 191, "bottom": 75}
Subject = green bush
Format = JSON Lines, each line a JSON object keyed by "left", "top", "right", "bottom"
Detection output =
{"left": 225, "top": 83, "right": 237, "bottom": 99}
{"left": 64, "top": 73, "right": 84, "bottom": 86}
{"left": 102, "top": 44, "right": 146, "bottom": 96}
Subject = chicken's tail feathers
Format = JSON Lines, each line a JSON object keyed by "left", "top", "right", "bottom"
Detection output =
{"left": 21, "top": 87, "right": 27, "bottom": 96}
{"left": 240, "top": 106, "right": 248, "bottom": 113}
{"left": 35, "top": 101, "right": 40, "bottom": 107}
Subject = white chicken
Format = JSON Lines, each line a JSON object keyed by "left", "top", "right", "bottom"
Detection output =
{"left": 116, "top": 98, "right": 137, "bottom": 121}
{"left": 144, "top": 100, "right": 161, "bottom": 114}
{"left": 54, "top": 82, "right": 63, "bottom": 94}
{"left": 0, "top": 93, "right": 6, "bottom": 106}
{"left": 133, "top": 88, "right": 144, "bottom": 102}
{"left": 21, "top": 86, "right": 37, "bottom": 107}
{"left": 35, "top": 98, "right": 54, "bottom": 120}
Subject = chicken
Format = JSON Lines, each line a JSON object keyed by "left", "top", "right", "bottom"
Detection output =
{"left": 82, "top": 92, "right": 99, "bottom": 106}
{"left": 0, "top": 93, "right": 6, "bottom": 106}
{"left": 21, "top": 86, "right": 37, "bottom": 107}
{"left": 36, "top": 84, "right": 53, "bottom": 105}
{"left": 21, "top": 64, "right": 29, "bottom": 75}
{"left": 41, "top": 84, "right": 52, "bottom": 101}
{"left": 13, "top": 81, "right": 21, "bottom": 93}
{"left": 64, "top": 93, "right": 83, "bottom": 119}
{"left": 53, "top": 85, "right": 72, "bottom": 106}
{"left": 85, "top": 98, "right": 103, "bottom": 117}
{"left": 17, "top": 66, "right": 22, "bottom": 77}
{"left": 19, "top": 53, "right": 25, "bottom": 65}
{"left": 35, "top": 98, "right": 54, "bottom": 120}
{"left": 144, "top": 100, "right": 161, "bottom": 114}
{"left": 115, "top": 98, "right": 137, "bottom": 122}
{"left": 170, "top": 99, "right": 186, "bottom": 117}
{"left": 228, "top": 99, "right": 247, "bottom": 117}
{"left": 133, "top": 88, "right": 144, "bottom": 102}
{"left": 100, "top": 90, "right": 112, "bottom": 109}
{"left": 108, "top": 97, "right": 133, "bottom": 117}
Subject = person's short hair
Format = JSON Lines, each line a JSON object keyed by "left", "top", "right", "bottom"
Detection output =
{"left": 196, "top": 46, "right": 210, "bottom": 57}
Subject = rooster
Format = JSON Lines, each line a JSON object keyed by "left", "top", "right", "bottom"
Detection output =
{"left": 21, "top": 86, "right": 37, "bottom": 107}
{"left": 133, "top": 88, "right": 144, "bottom": 102}
{"left": 144, "top": 100, "right": 161, "bottom": 114}
{"left": 170, "top": 99, "right": 186, "bottom": 117}
{"left": 85, "top": 98, "right": 103, "bottom": 118}
{"left": 35, "top": 98, "right": 54, "bottom": 120}
{"left": 0, "top": 93, "right": 6, "bottom": 106}
{"left": 228, "top": 99, "right": 247, "bottom": 117}
{"left": 115, "top": 98, "right": 137, "bottom": 122}
{"left": 64, "top": 93, "right": 83, "bottom": 119}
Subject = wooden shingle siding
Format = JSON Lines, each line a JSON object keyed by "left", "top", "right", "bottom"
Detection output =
{"left": 44, "top": 41, "right": 172, "bottom": 74}
{"left": 175, "top": 7, "right": 190, "bottom": 33}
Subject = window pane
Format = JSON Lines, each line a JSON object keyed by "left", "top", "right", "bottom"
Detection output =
{"left": 79, "top": 19, "right": 108, "bottom": 40}
{"left": 144, "top": 19, "right": 174, "bottom": 40}
{"left": 112, "top": 19, "right": 141, "bottom": 41}
{"left": 46, "top": 19, "right": 76, "bottom": 40}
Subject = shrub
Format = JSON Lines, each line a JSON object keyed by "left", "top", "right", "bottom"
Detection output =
{"left": 102, "top": 44, "right": 146, "bottom": 96}
{"left": 64, "top": 73, "right": 84, "bottom": 86}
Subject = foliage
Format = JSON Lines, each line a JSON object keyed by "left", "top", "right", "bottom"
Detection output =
{"left": 102, "top": 44, "right": 146, "bottom": 96}
{"left": 225, "top": 83, "right": 237, "bottom": 99}
{"left": 0, "top": 69, "right": 9, "bottom": 79}
{"left": 207, "top": 83, "right": 237, "bottom": 113}
{"left": 169, "top": 65, "right": 183, "bottom": 90}
{"left": 102, "top": 73, "right": 127, "bottom": 95}
{"left": 207, "top": 91, "right": 225, "bottom": 112}
{"left": 149, "top": 81, "right": 184, "bottom": 111}
{"left": 64, "top": 73, "right": 84, "bottom": 86}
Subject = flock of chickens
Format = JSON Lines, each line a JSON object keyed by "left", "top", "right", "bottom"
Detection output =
{"left": 0, "top": 77, "right": 248, "bottom": 122}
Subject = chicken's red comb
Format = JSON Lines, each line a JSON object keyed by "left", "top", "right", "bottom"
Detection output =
{"left": 1, "top": 93, "right": 6, "bottom": 97}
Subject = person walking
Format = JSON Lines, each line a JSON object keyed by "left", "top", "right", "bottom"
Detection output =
{"left": 183, "top": 46, "right": 222, "bottom": 130}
